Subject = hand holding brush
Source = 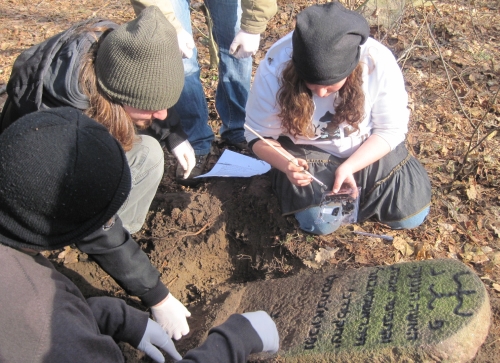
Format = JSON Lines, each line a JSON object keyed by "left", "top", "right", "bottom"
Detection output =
{"left": 244, "top": 124, "right": 327, "bottom": 190}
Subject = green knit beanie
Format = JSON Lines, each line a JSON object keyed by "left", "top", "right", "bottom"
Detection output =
{"left": 95, "top": 5, "right": 184, "bottom": 111}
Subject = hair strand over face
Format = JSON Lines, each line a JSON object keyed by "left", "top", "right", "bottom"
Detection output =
{"left": 79, "top": 29, "right": 137, "bottom": 152}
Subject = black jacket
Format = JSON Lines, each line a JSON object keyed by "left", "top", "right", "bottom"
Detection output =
{"left": 0, "top": 18, "right": 187, "bottom": 306}
{"left": 0, "top": 245, "right": 265, "bottom": 363}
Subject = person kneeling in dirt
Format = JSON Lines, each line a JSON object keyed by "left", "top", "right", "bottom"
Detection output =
{"left": 245, "top": 2, "right": 431, "bottom": 235}
{"left": 0, "top": 108, "right": 279, "bottom": 363}
{"left": 0, "top": 6, "right": 193, "bottom": 339}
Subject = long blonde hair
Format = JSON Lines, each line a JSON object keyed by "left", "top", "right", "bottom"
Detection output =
{"left": 79, "top": 26, "right": 137, "bottom": 152}
{"left": 277, "top": 60, "right": 365, "bottom": 137}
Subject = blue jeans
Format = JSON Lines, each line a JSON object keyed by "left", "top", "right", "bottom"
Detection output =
{"left": 295, "top": 206, "right": 430, "bottom": 235}
{"left": 171, "top": 0, "right": 252, "bottom": 155}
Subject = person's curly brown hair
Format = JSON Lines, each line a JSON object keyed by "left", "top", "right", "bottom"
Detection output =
{"left": 79, "top": 25, "right": 137, "bottom": 152}
{"left": 277, "top": 60, "right": 365, "bottom": 138}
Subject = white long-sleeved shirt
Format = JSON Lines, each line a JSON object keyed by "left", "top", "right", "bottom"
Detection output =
{"left": 245, "top": 32, "right": 409, "bottom": 158}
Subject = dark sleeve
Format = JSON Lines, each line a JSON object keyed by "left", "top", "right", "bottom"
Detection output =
{"left": 75, "top": 215, "right": 169, "bottom": 307}
{"left": 138, "top": 107, "right": 188, "bottom": 152}
{"left": 248, "top": 136, "right": 275, "bottom": 154}
{"left": 180, "top": 314, "right": 263, "bottom": 363}
{"left": 0, "top": 96, "right": 22, "bottom": 134}
{"left": 87, "top": 296, "right": 149, "bottom": 348}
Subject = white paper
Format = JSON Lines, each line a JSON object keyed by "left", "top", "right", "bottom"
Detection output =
{"left": 196, "top": 150, "right": 271, "bottom": 178}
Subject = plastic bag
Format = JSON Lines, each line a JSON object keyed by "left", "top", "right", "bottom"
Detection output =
{"left": 315, "top": 187, "right": 361, "bottom": 227}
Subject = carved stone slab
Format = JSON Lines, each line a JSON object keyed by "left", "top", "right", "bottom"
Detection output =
{"left": 214, "top": 259, "right": 490, "bottom": 362}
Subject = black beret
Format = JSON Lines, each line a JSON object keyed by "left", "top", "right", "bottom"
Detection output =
{"left": 292, "top": 2, "right": 370, "bottom": 85}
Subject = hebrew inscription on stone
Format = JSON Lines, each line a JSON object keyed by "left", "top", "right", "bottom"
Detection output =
{"left": 215, "top": 259, "right": 490, "bottom": 363}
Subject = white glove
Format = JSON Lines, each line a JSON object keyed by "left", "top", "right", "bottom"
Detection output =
{"left": 241, "top": 311, "right": 279, "bottom": 353}
{"left": 229, "top": 30, "right": 261, "bottom": 59}
{"left": 172, "top": 140, "right": 196, "bottom": 179}
{"left": 177, "top": 28, "right": 195, "bottom": 59}
{"left": 138, "top": 319, "right": 183, "bottom": 363}
{"left": 151, "top": 294, "right": 191, "bottom": 340}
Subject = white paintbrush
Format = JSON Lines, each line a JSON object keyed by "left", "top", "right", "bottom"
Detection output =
{"left": 244, "top": 124, "right": 327, "bottom": 189}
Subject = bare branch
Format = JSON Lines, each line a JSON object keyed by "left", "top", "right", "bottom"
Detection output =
{"left": 424, "top": 16, "right": 475, "bottom": 128}
{"left": 455, "top": 86, "right": 500, "bottom": 179}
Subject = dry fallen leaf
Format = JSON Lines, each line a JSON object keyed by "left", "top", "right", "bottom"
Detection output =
{"left": 466, "top": 184, "right": 478, "bottom": 200}
{"left": 355, "top": 254, "right": 369, "bottom": 265}
{"left": 64, "top": 250, "right": 79, "bottom": 264}
{"left": 392, "top": 237, "right": 414, "bottom": 257}
{"left": 438, "top": 222, "right": 456, "bottom": 233}
{"left": 414, "top": 242, "right": 431, "bottom": 260}
{"left": 58, "top": 246, "right": 79, "bottom": 264}
{"left": 57, "top": 246, "right": 71, "bottom": 259}
{"left": 481, "top": 246, "right": 493, "bottom": 254}
{"left": 302, "top": 259, "right": 320, "bottom": 269}
{"left": 492, "top": 283, "right": 500, "bottom": 293}
{"left": 491, "top": 251, "right": 500, "bottom": 266}
{"left": 314, "top": 247, "right": 340, "bottom": 265}
{"left": 472, "top": 252, "right": 489, "bottom": 264}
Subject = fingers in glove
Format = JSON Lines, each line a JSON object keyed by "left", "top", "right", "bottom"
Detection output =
{"left": 159, "top": 339, "right": 183, "bottom": 362}
{"left": 149, "top": 326, "right": 183, "bottom": 361}
{"left": 178, "top": 29, "right": 195, "bottom": 59}
{"left": 172, "top": 140, "right": 195, "bottom": 178}
{"left": 229, "top": 31, "right": 260, "bottom": 59}
{"left": 229, "top": 42, "right": 239, "bottom": 56}
{"left": 230, "top": 44, "right": 252, "bottom": 59}
{"left": 151, "top": 294, "right": 191, "bottom": 340}
{"left": 183, "top": 154, "right": 196, "bottom": 179}
{"left": 241, "top": 311, "right": 279, "bottom": 353}
{"left": 142, "top": 343, "right": 166, "bottom": 363}
{"left": 171, "top": 318, "right": 190, "bottom": 340}
{"left": 177, "top": 156, "right": 188, "bottom": 173}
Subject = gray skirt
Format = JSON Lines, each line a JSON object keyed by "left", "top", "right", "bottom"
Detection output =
{"left": 271, "top": 137, "right": 431, "bottom": 224}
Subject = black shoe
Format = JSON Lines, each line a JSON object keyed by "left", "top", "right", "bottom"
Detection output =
{"left": 221, "top": 139, "right": 248, "bottom": 152}
{"left": 176, "top": 154, "right": 208, "bottom": 187}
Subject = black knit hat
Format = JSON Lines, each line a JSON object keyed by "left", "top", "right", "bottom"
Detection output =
{"left": 0, "top": 107, "right": 131, "bottom": 250}
{"left": 95, "top": 5, "right": 184, "bottom": 111}
{"left": 292, "top": 2, "right": 370, "bottom": 85}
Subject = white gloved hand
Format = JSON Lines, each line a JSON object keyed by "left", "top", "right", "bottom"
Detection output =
{"left": 229, "top": 30, "right": 261, "bottom": 59}
{"left": 172, "top": 140, "right": 196, "bottom": 179}
{"left": 138, "top": 319, "right": 183, "bottom": 363}
{"left": 241, "top": 311, "right": 279, "bottom": 353}
{"left": 151, "top": 294, "right": 191, "bottom": 340}
{"left": 177, "top": 28, "right": 195, "bottom": 59}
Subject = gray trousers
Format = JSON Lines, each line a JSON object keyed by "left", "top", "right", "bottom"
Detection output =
{"left": 271, "top": 137, "right": 431, "bottom": 225}
{"left": 118, "top": 135, "right": 164, "bottom": 233}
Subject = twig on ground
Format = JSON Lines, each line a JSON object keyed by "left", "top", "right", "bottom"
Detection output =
{"left": 455, "top": 86, "right": 500, "bottom": 179}
{"left": 190, "top": 5, "right": 209, "bottom": 39}
{"left": 399, "top": 5, "right": 427, "bottom": 70}
{"left": 379, "top": 2, "right": 406, "bottom": 44}
{"left": 487, "top": 337, "right": 500, "bottom": 346}
{"left": 424, "top": 15, "right": 475, "bottom": 128}
{"left": 178, "top": 217, "right": 217, "bottom": 238}
{"left": 427, "top": 0, "right": 442, "bottom": 17}
{"left": 91, "top": 2, "right": 110, "bottom": 18}
{"left": 398, "top": 44, "right": 426, "bottom": 66}
{"left": 167, "top": 275, "right": 179, "bottom": 285}
{"left": 467, "top": 0, "right": 479, "bottom": 40}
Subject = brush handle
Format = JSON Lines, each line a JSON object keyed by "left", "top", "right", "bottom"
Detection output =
{"left": 244, "top": 124, "right": 327, "bottom": 188}
{"left": 353, "top": 231, "right": 394, "bottom": 241}
{"left": 244, "top": 124, "right": 295, "bottom": 162}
